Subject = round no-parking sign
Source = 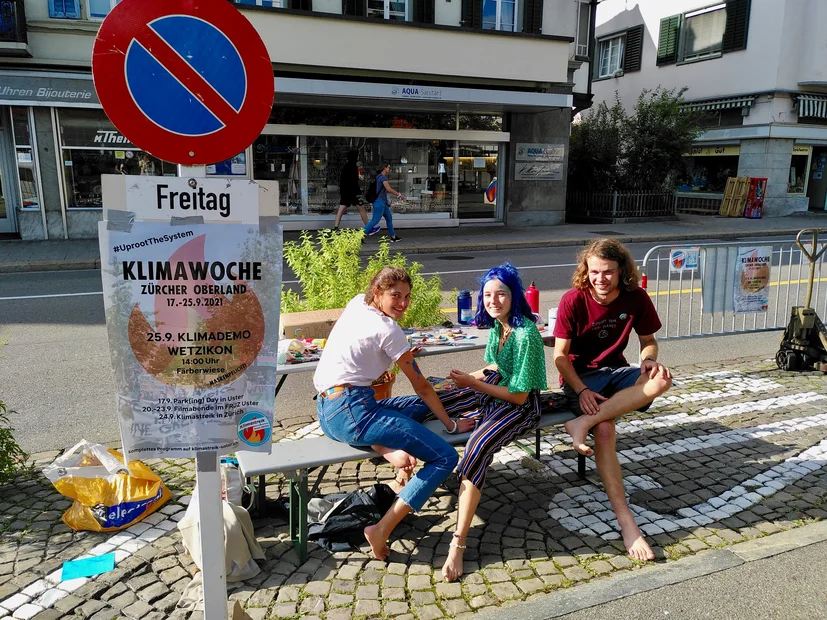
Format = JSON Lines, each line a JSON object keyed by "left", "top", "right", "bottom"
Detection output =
{"left": 92, "top": 0, "right": 275, "bottom": 166}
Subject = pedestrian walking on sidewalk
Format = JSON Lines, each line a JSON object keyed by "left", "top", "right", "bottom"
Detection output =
{"left": 363, "top": 163, "right": 404, "bottom": 242}
{"left": 553, "top": 238, "right": 672, "bottom": 563}
{"left": 333, "top": 150, "right": 368, "bottom": 230}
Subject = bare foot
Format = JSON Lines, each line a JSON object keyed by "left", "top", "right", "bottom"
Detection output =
{"left": 620, "top": 522, "right": 654, "bottom": 561}
{"left": 364, "top": 525, "right": 390, "bottom": 561}
{"left": 564, "top": 417, "right": 594, "bottom": 456}
{"left": 375, "top": 447, "right": 417, "bottom": 472}
{"left": 388, "top": 469, "right": 412, "bottom": 494}
{"left": 442, "top": 545, "right": 464, "bottom": 582}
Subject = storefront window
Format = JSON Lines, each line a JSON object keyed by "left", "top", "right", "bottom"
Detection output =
{"left": 680, "top": 147, "right": 740, "bottom": 193}
{"left": 253, "top": 134, "right": 464, "bottom": 217}
{"left": 10, "top": 107, "right": 38, "bottom": 209}
{"left": 789, "top": 147, "right": 812, "bottom": 194}
{"left": 57, "top": 109, "right": 176, "bottom": 208}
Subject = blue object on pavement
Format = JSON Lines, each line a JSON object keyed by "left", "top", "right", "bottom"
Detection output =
{"left": 62, "top": 553, "right": 116, "bottom": 581}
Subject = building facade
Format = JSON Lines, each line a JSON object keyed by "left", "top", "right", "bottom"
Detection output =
{"left": 592, "top": 0, "right": 827, "bottom": 216}
{"left": 0, "top": 0, "right": 597, "bottom": 239}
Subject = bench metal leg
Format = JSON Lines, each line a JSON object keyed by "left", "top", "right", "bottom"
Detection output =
{"left": 289, "top": 469, "right": 309, "bottom": 564}
{"left": 257, "top": 475, "right": 267, "bottom": 513}
{"left": 275, "top": 374, "right": 288, "bottom": 396}
{"left": 577, "top": 453, "right": 586, "bottom": 479}
{"left": 309, "top": 465, "right": 329, "bottom": 497}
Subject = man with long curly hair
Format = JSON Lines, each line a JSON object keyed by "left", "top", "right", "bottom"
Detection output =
{"left": 552, "top": 238, "right": 672, "bottom": 561}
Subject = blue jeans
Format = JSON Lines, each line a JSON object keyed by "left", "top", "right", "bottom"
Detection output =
{"left": 363, "top": 198, "right": 395, "bottom": 237}
{"left": 316, "top": 386, "right": 457, "bottom": 512}
{"left": 562, "top": 366, "right": 651, "bottom": 415}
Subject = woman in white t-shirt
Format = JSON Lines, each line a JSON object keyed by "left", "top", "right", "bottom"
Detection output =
{"left": 314, "top": 267, "right": 474, "bottom": 560}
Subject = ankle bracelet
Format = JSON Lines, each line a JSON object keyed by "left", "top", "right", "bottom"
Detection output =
{"left": 449, "top": 542, "right": 467, "bottom": 549}
{"left": 452, "top": 533, "right": 467, "bottom": 539}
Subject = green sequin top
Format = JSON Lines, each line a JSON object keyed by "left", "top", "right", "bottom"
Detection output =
{"left": 483, "top": 321, "right": 548, "bottom": 393}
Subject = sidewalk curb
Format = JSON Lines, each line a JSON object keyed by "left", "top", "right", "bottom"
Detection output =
{"left": 474, "top": 520, "right": 827, "bottom": 620}
{"left": 0, "top": 259, "right": 101, "bottom": 274}
{"left": 361, "top": 227, "right": 805, "bottom": 257}
{"left": 0, "top": 228, "right": 807, "bottom": 272}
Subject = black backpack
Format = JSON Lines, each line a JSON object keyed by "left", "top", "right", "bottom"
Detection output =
{"left": 364, "top": 175, "right": 380, "bottom": 203}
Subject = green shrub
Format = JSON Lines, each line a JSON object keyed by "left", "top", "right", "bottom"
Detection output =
{"left": 0, "top": 338, "right": 27, "bottom": 485}
{"left": 282, "top": 229, "right": 445, "bottom": 328}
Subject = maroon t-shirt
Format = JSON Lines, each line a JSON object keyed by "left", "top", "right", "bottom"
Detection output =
{"left": 553, "top": 287, "right": 662, "bottom": 375}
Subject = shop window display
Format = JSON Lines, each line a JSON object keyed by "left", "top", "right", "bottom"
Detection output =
{"left": 10, "top": 107, "right": 38, "bottom": 209}
{"left": 789, "top": 153, "right": 810, "bottom": 194}
{"left": 58, "top": 109, "right": 175, "bottom": 208}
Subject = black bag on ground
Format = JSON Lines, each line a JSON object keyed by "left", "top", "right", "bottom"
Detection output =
{"left": 307, "top": 483, "right": 396, "bottom": 552}
{"left": 364, "top": 175, "right": 380, "bottom": 204}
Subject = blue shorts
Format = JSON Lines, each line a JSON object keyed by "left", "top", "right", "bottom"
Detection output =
{"left": 563, "top": 366, "right": 652, "bottom": 415}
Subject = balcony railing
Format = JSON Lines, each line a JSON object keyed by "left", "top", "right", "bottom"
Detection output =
{"left": 0, "top": 0, "right": 26, "bottom": 46}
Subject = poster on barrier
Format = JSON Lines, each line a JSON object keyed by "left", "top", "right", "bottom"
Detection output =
{"left": 98, "top": 220, "right": 282, "bottom": 459}
{"left": 669, "top": 246, "right": 700, "bottom": 273}
{"left": 733, "top": 246, "right": 772, "bottom": 314}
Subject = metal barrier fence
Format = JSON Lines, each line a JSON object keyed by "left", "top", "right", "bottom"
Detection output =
{"left": 567, "top": 190, "right": 676, "bottom": 219}
{"left": 640, "top": 232, "right": 827, "bottom": 340}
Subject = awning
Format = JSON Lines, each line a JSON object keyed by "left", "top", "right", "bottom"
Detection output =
{"left": 682, "top": 95, "right": 755, "bottom": 112}
{"left": 796, "top": 94, "right": 827, "bottom": 119}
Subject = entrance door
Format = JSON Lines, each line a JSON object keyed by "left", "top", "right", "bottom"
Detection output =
{"left": 0, "top": 123, "right": 17, "bottom": 233}
{"left": 807, "top": 149, "right": 827, "bottom": 211}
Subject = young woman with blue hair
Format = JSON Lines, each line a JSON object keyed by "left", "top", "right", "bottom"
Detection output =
{"left": 435, "top": 263, "right": 548, "bottom": 581}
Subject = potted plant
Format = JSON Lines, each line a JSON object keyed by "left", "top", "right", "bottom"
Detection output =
{"left": 282, "top": 230, "right": 445, "bottom": 395}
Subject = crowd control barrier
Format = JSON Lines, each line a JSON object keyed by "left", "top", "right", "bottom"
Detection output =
{"left": 640, "top": 230, "right": 827, "bottom": 341}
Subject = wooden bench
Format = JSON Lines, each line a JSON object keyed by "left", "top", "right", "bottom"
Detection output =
{"left": 236, "top": 410, "right": 584, "bottom": 562}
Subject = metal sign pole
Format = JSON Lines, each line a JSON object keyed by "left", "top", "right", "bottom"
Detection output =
{"left": 180, "top": 164, "right": 228, "bottom": 620}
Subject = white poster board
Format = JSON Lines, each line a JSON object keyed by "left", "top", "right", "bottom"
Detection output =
{"left": 733, "top": 246, "right": 772, "bottom": 314}
{"left": 98, "top": 217, "right": 282, "bottom": 459}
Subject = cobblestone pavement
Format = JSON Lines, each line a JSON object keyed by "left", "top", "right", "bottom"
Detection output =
{"left": 2, "top": 356, "right": 827, "bottom": 619}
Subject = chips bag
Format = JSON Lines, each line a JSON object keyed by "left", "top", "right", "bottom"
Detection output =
{"left": 43, "top": 440, "right": 171, "bottom": 532}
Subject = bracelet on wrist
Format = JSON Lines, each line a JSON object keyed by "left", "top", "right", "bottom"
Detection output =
{"left": 577, "top": 387, "right": 589, "bottom": 397}
{"left": 643, "top": 357, "right": 657, "bottom": 363}
{"left": 445, "top": 419, "right": 459, "bottom": 434}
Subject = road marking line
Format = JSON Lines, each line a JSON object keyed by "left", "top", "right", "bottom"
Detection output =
{"left": 0, "top": 292, "right": 103, "bottom": 301}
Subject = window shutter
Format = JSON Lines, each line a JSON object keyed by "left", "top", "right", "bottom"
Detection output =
{"left": 722, "top": 0, "right": 750, "bottom": 52}
{"left": 461, "top": 0, "right": 482, "bottom": 29}
{"left": 49, "top": 0, "right": 80, "bottom": 18}
{"left": 523, "top": 0, "right": 544, "bottom": 34}
{"left": 414, "top": 0, "right": 435, "bottom": 23}
{"left": 657, "top": 14, "right": 681, "bottom": 65}
{"left": 623, "top": 24, "right": 643, "bottom": 72}
{"left": 343, "top": 0, "right": 365, "bottom": 16}
{"left": 290, "top": 0, "right": 312, "bottom": 9}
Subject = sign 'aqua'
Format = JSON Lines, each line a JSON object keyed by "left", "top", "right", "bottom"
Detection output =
{"left": 91, "top": 0, "right": 274, "bottom": 165}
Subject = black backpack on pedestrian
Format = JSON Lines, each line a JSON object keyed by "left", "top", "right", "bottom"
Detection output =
{"left": 364, "top": 175, "right": 380, "bottom": 203}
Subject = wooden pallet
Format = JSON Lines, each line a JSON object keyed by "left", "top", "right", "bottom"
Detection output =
{"left": 719, "top": 177, "right": 750, "bottom": 217}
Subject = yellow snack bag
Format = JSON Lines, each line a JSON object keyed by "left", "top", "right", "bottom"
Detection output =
{"left": 43, "top": 440, "right": 171, "bottom": 532}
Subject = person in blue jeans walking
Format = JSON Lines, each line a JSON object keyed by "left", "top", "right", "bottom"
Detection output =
{"left": 314, "top": 266, "right": 474, "bottom": 560}
{"left": 363, "top": 163, "right": 404, "bottom": 242}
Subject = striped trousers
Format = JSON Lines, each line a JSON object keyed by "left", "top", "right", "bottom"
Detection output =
{"left": 438, "top": 370, "right": 541, "bottom": 490}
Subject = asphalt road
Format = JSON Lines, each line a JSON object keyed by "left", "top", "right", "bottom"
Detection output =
{"left": 0, "top": 237, "right": 794, "bottom": 453}
{"left": 556, "top": 540, "right": 827, "bottom": 620}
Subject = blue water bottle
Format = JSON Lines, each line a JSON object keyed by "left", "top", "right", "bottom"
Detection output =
{"left": 457, "top": 290, "right": 472, "bottom": 325}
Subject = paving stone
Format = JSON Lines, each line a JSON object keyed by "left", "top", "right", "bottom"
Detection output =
{"left": 137, "top": 581, "right": 170, "bottom": 604}
{"left": 384, "top": 601, "right": 410, "bottom": 616}
{"left": 562, "top": 566, "right": 591, "bottom": 582}
{"left": 484, "top": 568, "right": 510, "bottom": 583}
{"left": 326, "top": 609, "right": 353, "bottom": 620}
{"left": 407, "top": 574, "right": 432, "bottom": 590}
{"left": 608, "top": 556, "right": 634, "bottom": 570}
{"left": 411, "top": 590, "right": 436, "bottom": 605}
{"left": 121, "top": 599, "right": 154, "bottom": 619}
{"left": 300, "top": 596, "right": 326, "bottom": 615}
{"left": 515, "top": 578, "right": 545, "bottom": 594}
{"left": 328, "top": 592, "right": 353, "bottom": 607}
{"left": 355, "top": 584, "right": 379, "bottom": 599}
{"left": 416, "top": 604, "right": 445, "bottom": 620}
{"left": 275, "top": 586, "right": 299, "bottom": 603}
{"left": 303, "top": 580, "right": 331, "bottom": 596}
{"left": 354, "top": 599, "right": 381, "bottom": 616}
{"left": 332, "top": 579, "right": 356, "bottom": 593}
{"left": 541, "top": 574, "right": 567, "bottom": 588}
{"left": 270, "top": 603, "right": 297, "bottom": 618}
{"left": 469, "top": 594, "right": 496, "bottom": 609}
{"left": 490, "top": 581, "right": 521, "bottom": 600}
{"left": 589, "top": 560, "right": 614, "bottom": 575}
{"left": 435, "top": 582, "right": 462, "bottom": 599}
{"left": 383, "top": 587, "right": 406, "bottom": 600}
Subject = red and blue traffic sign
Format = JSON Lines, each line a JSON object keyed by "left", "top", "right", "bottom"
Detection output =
{"left": 92, "top": 0, "right": 275, "bottom": 166}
